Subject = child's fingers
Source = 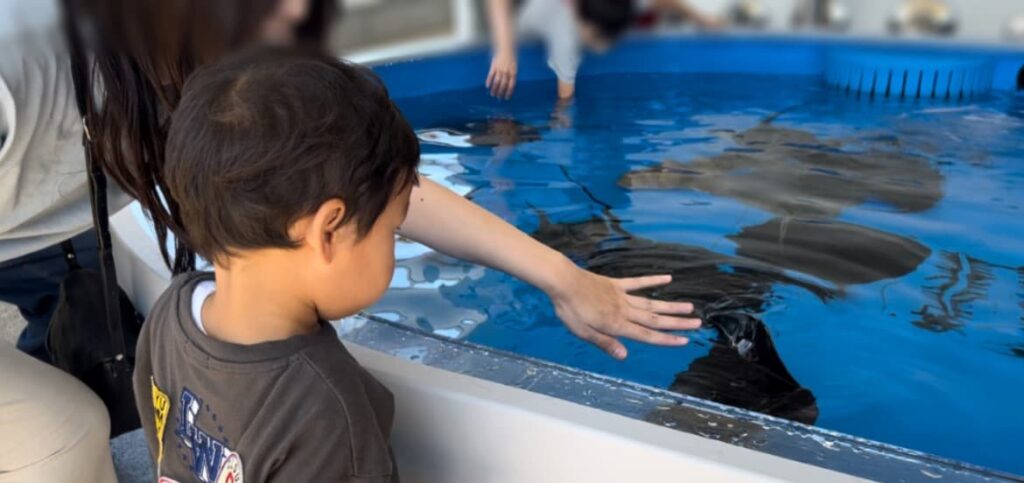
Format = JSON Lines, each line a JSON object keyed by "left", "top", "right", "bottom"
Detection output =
{"left": 504, "top": 77, "right": 516, "bottom": 99}
{"left": 490, "top": 76, "right": 502, "bottom": 97}
{"left": 626, "top": 295, "right": 694, "bottom": 315}
{"left": 490, "top": 76, "right": 501, "bottom": 97}
{"left": 486, "top": 68, "right": 495, "bottom": 89}
{"left": 494, "top": 74, "right": 509, "bottom": 99}
{"left": 614, "top": 321, "right": 689, "bottom": 346}
{"left": 579, "top": 327, "right": 627, "bottom": 360}
{"left": 614, "top": 274, "right": 673, "bottom": 292}
{"left": 626, "top": 307, "right": 701, "bottom": 331}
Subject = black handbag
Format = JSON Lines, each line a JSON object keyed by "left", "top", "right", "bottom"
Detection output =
{"left": 47, "top": 240, "right": 143, "bottom": 438}
{"left": 45, "top": 2, "right": 144, "bottom": 438}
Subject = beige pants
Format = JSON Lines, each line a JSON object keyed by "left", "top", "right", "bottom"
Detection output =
{"left": 0, "top": 342, "right": 116, "bottom": 483}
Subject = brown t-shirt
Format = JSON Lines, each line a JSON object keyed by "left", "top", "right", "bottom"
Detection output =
{"left": 133, "top": 272, "right": 397, "bottom": 482}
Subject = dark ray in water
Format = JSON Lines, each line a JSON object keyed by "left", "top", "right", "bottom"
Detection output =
{"left": 533, "top": 216, "right": 830, "bottom": 424}
{"left": 533, "top": 108, "right": 948, "bottom": 421}
{"left": 619, "top": 122, "right": 944, "bottom": 218}
{"left": 730, "top": 218, "right": 931, "bottom": 286}
{"left": 669, "top": 317, "right": 819, "bottom": 424}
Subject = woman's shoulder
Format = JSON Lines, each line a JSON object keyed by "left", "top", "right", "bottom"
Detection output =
{"left": 0, "top": 0, "right": 61, "bottom": 42}
{"left": 0, "top": 0, "right": 75, "bottom": 124}
{"left": 0, "top": 0, "right": 69, "bottom": 96}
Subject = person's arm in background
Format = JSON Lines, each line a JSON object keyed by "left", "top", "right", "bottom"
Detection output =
{"left": 486, "top": 0, "right": 518, "bottom": 99}
{"left": 557, "top": 80, "right": 575, "bottom": 99}
{"left": 400, "top": 177, "right": 701, "bottom": 360}
{"left": 651, "top": 0, "right": 724, "bottom": 29}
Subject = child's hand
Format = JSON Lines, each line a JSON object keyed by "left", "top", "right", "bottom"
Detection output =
{"left": 549, "top": 268, "right": 702, "bottom": 360}
{"left": 486, "top": 50, "right": 518, "bottom": 100}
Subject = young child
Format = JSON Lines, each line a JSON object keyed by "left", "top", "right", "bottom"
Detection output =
{"left": 132, "top": 47, "right": 419, "bottom": 483}
{"left": 486, "top": 0, "right": 721, "bottom": 100}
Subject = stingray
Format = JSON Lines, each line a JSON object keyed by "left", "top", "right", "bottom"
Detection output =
{"left": 532, "top": 215, "right": 828, "bottom": 424}
{"left": 619, "top": 121, "right": 944, "bottom": 219}
{"left": 617, "top": 113, "right": 936, "bottom": 288}
{"left": 730, "top": 217, "right": 931, "bottom": 286}
{"left": 529, "top": 215, "right": 930, "bottom": 423}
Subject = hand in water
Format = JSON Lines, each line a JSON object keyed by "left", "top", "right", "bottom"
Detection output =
{"left": 549, "top": 269, "right": 701, "bottom": 360}
{"left": 486, "top": 50, "right": 518, "bottom": 99}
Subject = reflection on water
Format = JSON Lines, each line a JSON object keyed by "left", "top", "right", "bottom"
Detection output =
{"left": 913, "top": 252, "right": 998, "bottom": 332}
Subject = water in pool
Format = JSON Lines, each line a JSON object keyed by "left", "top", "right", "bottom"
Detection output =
{"left": 373, "top": 73, "right": 1024, "bottom": 475}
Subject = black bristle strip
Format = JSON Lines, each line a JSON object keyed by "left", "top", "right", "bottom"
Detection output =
{"left": 945, "top": 70, "right": 953, "bottom": 100}
{"left": 827, "top": 59, "right": 992, "bottom": 103}
{"left": 900, "top": 70, "right": 908, "bottom": 100}
{"left": 958, "top": 69, "right": 967, "bottom": 100}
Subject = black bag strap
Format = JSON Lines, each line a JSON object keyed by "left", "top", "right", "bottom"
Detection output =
{"left": 60, "top": 239, "right": 82, "bottom": 271}
{"left": 61, "top": 2, "right": 129, "bottom": 359}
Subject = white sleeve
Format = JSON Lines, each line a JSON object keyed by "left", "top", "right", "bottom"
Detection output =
{"left": 0, "top": 87, "right": 8, "bottom": 142}
{"left": 518, "top": 0, "right": 582, "bottom": 84}
{"left": 545, "top": 22, "right": 582, "bottom": 84}
{"left": 0, "top": 0, "right": 131, "bottom": 261}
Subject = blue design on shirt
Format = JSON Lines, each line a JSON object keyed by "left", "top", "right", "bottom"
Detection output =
{"left": 174, "top": 388, "right": 229, "bottom": 483}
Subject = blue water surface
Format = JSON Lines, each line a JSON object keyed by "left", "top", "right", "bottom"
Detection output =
{"left": 384, "top": 73, "right": 1024, "bottom": 474}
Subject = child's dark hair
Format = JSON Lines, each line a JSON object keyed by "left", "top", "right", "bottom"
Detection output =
{"left": 165, "top": 47, "right": 420, "bottom": 264}
{"left": 578, "top": 0, "right": 636, "bottom": 40}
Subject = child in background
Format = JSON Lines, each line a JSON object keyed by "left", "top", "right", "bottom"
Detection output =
{"left": 133, "top": 47, "right": 418, "bottom": 482}
{"left": 486, "top": 0, "right": 722, "bottom": 100}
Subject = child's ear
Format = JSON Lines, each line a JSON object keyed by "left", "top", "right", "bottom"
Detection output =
{"left": 308, "top": 199, "right": 350, "bottom": 262}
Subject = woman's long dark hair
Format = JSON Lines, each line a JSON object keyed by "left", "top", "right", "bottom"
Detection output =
{"left": 66, "top": 0, "right": 339, "bottom": 273}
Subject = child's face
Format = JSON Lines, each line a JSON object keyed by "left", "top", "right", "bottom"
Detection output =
{"left": 308, "top": 184, "right": 413, "bottom": 321}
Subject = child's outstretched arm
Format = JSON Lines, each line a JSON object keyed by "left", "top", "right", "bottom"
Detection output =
{"left": 399, "top": 177, "right": 702, "bottom": 360}
{"left": 486, "top": 0, "right": 518, "bottom": 99}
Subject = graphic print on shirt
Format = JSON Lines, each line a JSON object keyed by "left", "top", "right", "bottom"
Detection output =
{"left": 151, "top": 377, "right": 171, "bottom": 467}
{"left": 174, "top": 388, "right": 245, "bottom": 483}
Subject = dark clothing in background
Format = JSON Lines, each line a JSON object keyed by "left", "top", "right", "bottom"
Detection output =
{"left": 0, "top": 230, "right": 99, "bottom": 362}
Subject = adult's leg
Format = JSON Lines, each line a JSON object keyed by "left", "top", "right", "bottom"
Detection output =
{"left": 0, "top": 231, "right": 99, "bottom": 362}
{"left": 0, "top": 342, "right": 116, "bottom": 482}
